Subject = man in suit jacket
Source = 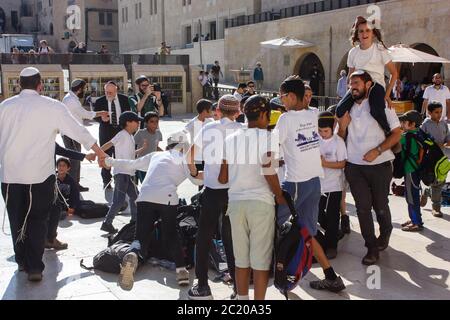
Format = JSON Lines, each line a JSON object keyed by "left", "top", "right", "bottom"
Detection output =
{"left": 94, "top": 81, "right": 131, "bottom": 188}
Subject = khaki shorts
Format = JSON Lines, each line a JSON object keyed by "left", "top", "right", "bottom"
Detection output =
{"left": 227, "top": 200, "right": 275, "bottom": 271}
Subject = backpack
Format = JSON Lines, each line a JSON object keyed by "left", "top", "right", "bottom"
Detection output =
{"left": 108, "top": 221, "right": 136, "bottom": 247}
{"left": 274, "top": 191, "right": 313, "bottom": 299}
{"left": 80, "top": 241, "right": 132, "bottom": 274}
{"left": 404, "top": 130, "right": 450, "bottom": 186}
{"left": 76, "top": 200, "right": 109, "bottom": 219}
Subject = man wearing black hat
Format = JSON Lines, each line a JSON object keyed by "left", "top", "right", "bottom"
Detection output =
{"left": 100, "top": 111, "right": 143, "bottom": 234}
{"left": 129, "top": 76, "right": 164, "bottom": 129}
{"left": 94, "top": 81, "right": 131, "bottom": 189}
{"left": 0, "top": 67, "right": 107, "bottom": 281}
{"left": 62, "top": 79, "right": 109, "bottom": 191}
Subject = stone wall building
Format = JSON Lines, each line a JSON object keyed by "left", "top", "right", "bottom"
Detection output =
{"left": 117, "top": 0, "right": 450, "bottom": 94}
{"left": 0, "top": 0, "right": 35, "bottom": 34}
{"left": 35, "top": 0, "right": 119, "bottom": 53}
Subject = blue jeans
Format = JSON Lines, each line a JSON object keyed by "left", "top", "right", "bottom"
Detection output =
{"left": 405, "top": 172, "right": 423, "bottom": 226}
{"left": 277, "top": 178, "right": 321, "bottom": 236}
{"left": 104, "top": 174, "right": 138, "bottom": 224}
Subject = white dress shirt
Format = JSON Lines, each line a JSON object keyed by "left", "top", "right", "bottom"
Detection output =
{"left": 106, "top": 150, "right": 202, "bottom": 206}
{"left": 62, "top": 91, "right": 96, "bottom": 125}
{"left": 107, "top": 96, "right": 122, "bottom": 126}
{"left": 0, "top": 90, "right": 97, "bottom": 184}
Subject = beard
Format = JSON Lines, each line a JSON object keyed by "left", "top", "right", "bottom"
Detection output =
{"left": 351, "top": 88, "right": 366, "bottom": 101}
{"left": 77, "top": 91, "right": 85, "bottom": 99}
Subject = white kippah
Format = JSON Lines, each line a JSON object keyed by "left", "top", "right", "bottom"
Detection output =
{"left": 20, "top": 67, "right": 40, "bottom": 77}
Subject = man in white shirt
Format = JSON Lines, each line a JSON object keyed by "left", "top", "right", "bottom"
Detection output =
{"left": 421, "top": 73, "right": 450, "bottom": 121}
{"left": 187, "top": 95, "right": 242, "bottom": 300}
{"left": 0, "top": 67, "right": 107, "bottom": 282}
{"left": 62, "top": 79, "right": 108, "bottom": 191}
{"left": 338, "top": 70, "right": 402, "bottom": 266}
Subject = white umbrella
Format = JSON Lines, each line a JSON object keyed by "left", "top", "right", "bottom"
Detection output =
{"left": 388, "top": 44, "right": 450, "bottom": 64}
{"left": 260, "top": 37, "right": 314, "bottom": 49}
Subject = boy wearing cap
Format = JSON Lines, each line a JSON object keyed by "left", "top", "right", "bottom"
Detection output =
{"left": 317, "top": 111, "right": 347, "bottom": 259}
{"left": 104, "top": 131, "right": 203, "bottom": 290}
{"left": 218, "top": 95, "right": 285, "bottom": 300}
{"left": 187, "top": 94, "right": 242, "bottom": 300}
{"left": 100, "top": 112, "right": 144, "bottom": 234}
{"left": 399, "top": 110, "right": 425, "bottom": 231}
{"left": 420, "top": 102, "right": 450, "bottom": 218}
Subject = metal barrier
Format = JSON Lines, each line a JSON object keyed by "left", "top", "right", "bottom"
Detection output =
{"left": 217, "top": 86, "right": 340, "bottom": 111}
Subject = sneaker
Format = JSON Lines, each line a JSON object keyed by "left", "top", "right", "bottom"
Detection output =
{"left": 101, "top": 222, "right": 118, "bottom": 234}
{"left": 176, "top": 269, "right": 190, "bottom": 286}
{"left": 401, "top": 224, "right": 424, "bottom": 232}
{"left": 362, "top": 248, "right": 379, "bottom": 266}
{"left": 326, "top": 248, "right": 338, "bottom": 260}
{"left": 432, "top": 210, "right": 444, "bottom": 218}
{"left": 28, "top": 273, "right": 43, "bottom": 282}
{"left": 188, "top": 284, "right": 213, "bottom": 300}
{"left": 79, "top": 185, "right": 89, "bottom": 192}
{"left": 340, "top": 215, "right": 351, "bottom": 234}
{"left": 45, "top": 238, "right": 68, "bottom": 251}
{"left": 310, "top": 276, "right": 346, "bottom": 293}
{"left": 118, "top": 252, "right": 138, "bottom": 291}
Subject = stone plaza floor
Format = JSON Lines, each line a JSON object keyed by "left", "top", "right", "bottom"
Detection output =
{"left": 1, "top": 115, "right": 450, "bottom": 300}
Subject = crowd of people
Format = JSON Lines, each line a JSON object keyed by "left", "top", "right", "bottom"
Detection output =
{"left": 1, "top": 14, "right": 450, "bottom": 301}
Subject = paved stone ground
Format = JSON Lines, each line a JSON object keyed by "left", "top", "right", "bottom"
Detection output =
{"left": 1, "top": 115, "right": 450, "bottom": 300}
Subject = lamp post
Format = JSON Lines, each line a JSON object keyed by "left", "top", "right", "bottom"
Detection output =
{"left": 199, "top": 19, "right": 203, "bottom": 70}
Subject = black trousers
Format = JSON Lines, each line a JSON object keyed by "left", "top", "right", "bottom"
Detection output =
{"left": 1, "top": 175, "right": 56, "bottom": 273}
{"left": 62, "top": 136, "right": 81, "bottom": 184}
{"left": 336, "top": 83, "right": 390, "bottom": 136}
{"left": 195, "top": 188, "right": 235, "bottom": 289}
{"left": 134, "top": 202, "right": 185, "bottom": 268}
{"left": 316, "top": 191, "right": 342, "bottom": 250}
{"left": 47, "top": 202, "right": 63, "bottom": 242}
{"left": 345, "top": 162, "right": 393, "bottom": 250}
{"left": 99, "top": 124, "right": 120, "bottom": 185}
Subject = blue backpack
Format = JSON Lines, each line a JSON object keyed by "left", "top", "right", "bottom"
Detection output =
{"left": 274, "top": 191, "right": 313, "bottom": 299}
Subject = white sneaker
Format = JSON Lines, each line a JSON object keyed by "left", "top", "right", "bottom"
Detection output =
{"left": 176, "top": 268, "right": 190, "bottom": 286}
{"left": 118, "top": 252, "right": 138, "bottom": 291}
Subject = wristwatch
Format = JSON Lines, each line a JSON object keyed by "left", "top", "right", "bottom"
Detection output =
{"left": 377, "top": 146, "right": 383, "bottom": 155}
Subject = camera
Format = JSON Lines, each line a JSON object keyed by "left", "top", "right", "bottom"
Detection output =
{"left": 153, "top": 83, "right": 162, "bottom": 92}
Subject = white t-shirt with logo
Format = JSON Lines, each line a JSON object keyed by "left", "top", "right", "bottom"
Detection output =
{"left": 225, "top": 128, "right": 276, "bottom": 206}
{"left": 346, "top": 99, "right": 400, "bottom": 165}
{"left": 423, "top": 85, "right": 450, "bottom": 121}
{"left": 275, "top": 109, "right": 324, "bottom": 183}
{"left": 111, "top": 130, "right": 136, "bottom": 175}
{"left": 347, "top": 43, "right": 392, "bottom": 88}
{"left": 319, "top": 135, "right": 347, "bottom": 193}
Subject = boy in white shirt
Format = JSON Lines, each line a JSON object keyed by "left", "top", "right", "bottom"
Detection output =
{"left": 218, "top": 95, "right": 286, "bottom": 300}
{"left": 100, "top": 112, "right": 144, "bottom": 234}
{"left": 316, "top": 111, "right": 347, "bottom": 260}
{"left": 276, "top": 76, "right": 345, "bottom": 293}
